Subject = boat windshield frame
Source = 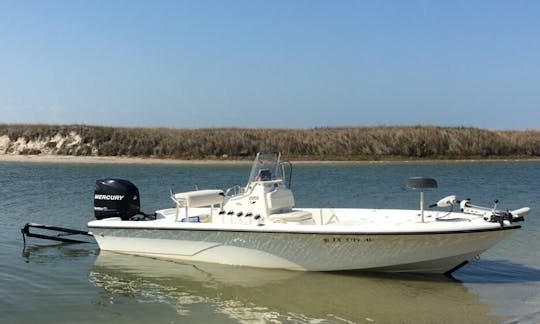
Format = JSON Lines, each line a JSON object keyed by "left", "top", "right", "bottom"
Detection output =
{"left": 247, "top": 152, "right": 283, "bottom": 185}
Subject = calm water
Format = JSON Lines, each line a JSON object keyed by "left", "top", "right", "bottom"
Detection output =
{"left": 1, "top": 160, "right": 539, "bottom": 323}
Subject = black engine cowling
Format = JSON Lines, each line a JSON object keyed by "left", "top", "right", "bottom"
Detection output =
{"left": 94, "top": 179, "right": 141, "bottom": 220}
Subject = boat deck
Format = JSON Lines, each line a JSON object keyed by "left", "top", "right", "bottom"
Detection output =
{"left": 88, "top": 206, "right": 520, "bottom": 235}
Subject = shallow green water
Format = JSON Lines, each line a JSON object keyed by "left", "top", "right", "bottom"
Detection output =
{"left": 1, "top": 161, "right": 539, "bottom": 323}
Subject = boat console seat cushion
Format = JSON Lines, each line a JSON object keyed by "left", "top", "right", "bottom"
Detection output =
{"left": 266, "top": 189, "right": 294, "bottom": 212}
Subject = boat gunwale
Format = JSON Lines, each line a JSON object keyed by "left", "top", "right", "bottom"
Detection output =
{"left": 87, "top": 223, "right": 521, "bottom": 236}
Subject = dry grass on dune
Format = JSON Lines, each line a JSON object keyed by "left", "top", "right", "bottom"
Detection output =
{"left": 0, "top": 124, "right": 539, "bottom": 160}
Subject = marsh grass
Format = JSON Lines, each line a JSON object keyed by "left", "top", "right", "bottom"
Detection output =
{"left": 1, "top": 124, "right": 539, "bottom": 160}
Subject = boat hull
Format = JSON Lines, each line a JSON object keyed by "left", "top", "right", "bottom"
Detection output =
{"left": 89, "top": 225, "right": 519, "bottom": 274}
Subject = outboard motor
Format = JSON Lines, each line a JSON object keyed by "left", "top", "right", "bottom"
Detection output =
{"left": 94, "top": 178, "right": 141, "bottom": 220}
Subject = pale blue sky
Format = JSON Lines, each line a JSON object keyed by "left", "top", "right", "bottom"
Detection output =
{"left": 1, "top": 0, "right": 539, "bottom": 129}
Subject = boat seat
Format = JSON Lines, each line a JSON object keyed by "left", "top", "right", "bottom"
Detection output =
{"left": 171, "top": 189, "right": 224, "bottom": 221}
{"left": 172, "top": 189, "right": 224, "bottom": 207}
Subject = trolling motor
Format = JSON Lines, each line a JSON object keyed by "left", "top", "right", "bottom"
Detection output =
{"left": 430, "top": 195, "right": 530, "bottom": 226}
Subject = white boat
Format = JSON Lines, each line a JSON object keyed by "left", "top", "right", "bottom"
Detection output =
{"left": 87, "top": 152, "right": 530, "bottom": 274}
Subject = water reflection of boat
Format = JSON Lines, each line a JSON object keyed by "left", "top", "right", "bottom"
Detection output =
{"left": 91, "top": 251, "right": 500, "bottom": 323}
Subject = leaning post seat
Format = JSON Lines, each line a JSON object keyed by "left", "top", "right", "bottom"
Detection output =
{"left": 171, "top": 189, "right": 224, "bottom": 222}
{"left": 407, "top": 177, "right": 438, "bottom": 223}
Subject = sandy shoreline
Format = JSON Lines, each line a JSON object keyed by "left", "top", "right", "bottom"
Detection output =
{"left": 1, "top": 154, "right": 538, "bottom": 165}
{"left": 0, "top": 154, "right": 250, "bottom": 165}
